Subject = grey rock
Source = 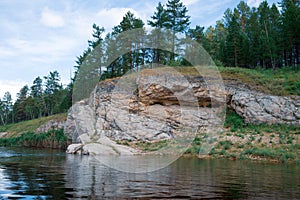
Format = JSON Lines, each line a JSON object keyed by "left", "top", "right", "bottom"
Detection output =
{"left": 65, "top": 73, "right": 226, "bottom": 146}
{"left": 66, "top": 144, "right": 83, "bottom": 154}
{"left": 35, "top": 119, "right": 65, "bottom": 133}
{"left": 0, "top": 132, "right": 8, "bottom": 138}
{"left": 228, "top": 86, "right": 300, "bottom": 125}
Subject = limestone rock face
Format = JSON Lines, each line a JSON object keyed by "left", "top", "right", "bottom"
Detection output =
{"left": 64, "top": 72, "right": 300, "bottom": 154}
{"left": 65, "top": 74, "right": 226, "bottom": 146}
{"left": 229, "top": 87, "right": 300, "bottom": 125}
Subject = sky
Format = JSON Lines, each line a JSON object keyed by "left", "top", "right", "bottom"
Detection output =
{"left": 0, "top": 0, "right": 278, "bottom": 100}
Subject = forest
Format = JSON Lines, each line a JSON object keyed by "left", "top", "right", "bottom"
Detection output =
{"left": 0, "top": 0, "right": 299, "bottom": 125}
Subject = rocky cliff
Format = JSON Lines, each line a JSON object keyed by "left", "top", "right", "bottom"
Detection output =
{"left": 64, "top": 69, "right": 300, "bottom": 154}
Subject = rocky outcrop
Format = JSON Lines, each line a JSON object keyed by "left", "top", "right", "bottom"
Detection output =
{"left": 64, "top": 70, "right": 300, "bottom": 154}
{"left": 66, "top": 137, "right": 139, "bottom": 156}
{"left": 228, "top": 86, "right": 300, "bottom": 125}
{"left": 34, "top": 119, "right": 65, "bottom": 134}
{"left": 65, "top": 72, "right": 226, "bottom": 147}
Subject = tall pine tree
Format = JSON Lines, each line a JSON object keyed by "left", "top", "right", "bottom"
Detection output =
{"left": 165, "top": 0, "right": 190, "bottom": 62}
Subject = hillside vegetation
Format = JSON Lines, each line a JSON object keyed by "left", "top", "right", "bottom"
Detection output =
{"left": 174, "top": 66, "right": 300, "bottom": 96}
{"left": 219, "top": 66, "right": 300, "bottom": 96}
{"left": 0, "top": 113, "right": 67, "bottom": 138}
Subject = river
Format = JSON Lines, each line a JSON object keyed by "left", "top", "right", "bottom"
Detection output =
{"left": 0, "top": 147, "right": 299, "bottom": 199}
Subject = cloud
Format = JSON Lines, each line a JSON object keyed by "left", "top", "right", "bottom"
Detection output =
{"left": 0, "top": 47, "right": 14, "bottom": 57}
{"left": 247, "top": 0, "right": 262, "bottom": 7}
{"left": 181, "top": 0, "right": 199, "bottom": 6}
{"left": 188, "top": 0, "right": 232, "bottom": 27}
{"left": 40, "top": 7, "right": 65, "bottom": 28}
{"left": 0, "top": 80, "right": 28, "bottom": 101}
{"left": 95, "top": 8, "right": 141, "bottom": 31}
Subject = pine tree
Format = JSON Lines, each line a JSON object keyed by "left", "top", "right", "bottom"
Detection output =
{"left": 224, "top": 8, "right": 242, "bottom": 67}
{"left": 112, "top": 11, "right": 144, "bottom": 74}
{"left": 280, "top": 0, "right": 300, "bottom": 66}
{"left": 236, "top": 1, "right": 251, "bottom": 67}
{"left": 148, "top": 2, "right": 170, "bottom": 64}
{"left": 44, "top": 71, "right": 62, "bottom": 115}
{"left": 30, "top": 76, "right": 45, "bottom": 118}
{"left": 165, "top": 0, "right": 190, "bottom": 62}
{"left": 88, "top": 24, "right": 105, "bottom": 78}
{"left": 13, "top": 85, "right": 29, "bottom": 122}
{"left": 247, "top": 7, "right": 261, "bottom": 68}
{"left": 187, "top": 25, "right": 206, "bottom": 64}
{"left": 0, "top": 92, "right": 12, "bottom": 125}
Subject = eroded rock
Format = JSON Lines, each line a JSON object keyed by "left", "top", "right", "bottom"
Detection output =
{"left": 65, "top": 72, "right": 300, "bottom": 155}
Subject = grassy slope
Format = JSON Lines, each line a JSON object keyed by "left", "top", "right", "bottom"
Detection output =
{"left": 0, "top": 113, "right": 67, "bottom": 137}
{"left": 218, "top": 66, "right": 300, "bottom": 96}
{"left": 174, "top": 66, "right": 300, "bottom": 96}
{"left": 0, "top": 113, "right": 68, "bottom": 149}
{"left": 192, "top": 109, "right": 300, "bottom": 163}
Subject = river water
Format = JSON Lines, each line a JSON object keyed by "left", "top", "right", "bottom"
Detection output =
{"left": 0, "top": 147, "right": 299, "bottom": 199}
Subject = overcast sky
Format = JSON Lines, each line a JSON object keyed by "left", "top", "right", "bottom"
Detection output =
{"left": 0, "top": 0, "right": 278, "bottom": 100}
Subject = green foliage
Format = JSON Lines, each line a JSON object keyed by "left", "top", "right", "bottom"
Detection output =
{"left": 241, "top": 147, "right": 297, "bottom": 162}
{"left": 136, "top": 140, "right": 169, "bottom": 151}
{"left": 0, "top": 92, "right": 13, "bottom": 126}
{"left": 205, "top": 0, "right": 300, "bottom": 69}
{"left": 224, "top": 109, "right": 245, "bottom": 131}
{"left": 0, "top": 129, "right": 68, "bottom": 149}
{"left": 218, "top": 140, "right": 233, "bottom": 150}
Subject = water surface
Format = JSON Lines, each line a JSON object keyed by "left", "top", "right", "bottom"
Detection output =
{"left": 0, "top": 147, "right": 299, "bottom": 199}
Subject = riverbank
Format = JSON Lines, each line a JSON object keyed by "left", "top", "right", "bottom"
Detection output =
{"left": 0, "top": 111, "right": 299, "bottom": 163}
{"left": 0, "top": 129, "right": 70, "bottom": 149}
{"left": 117, "top": 109, "right": 300, "bottom": 164}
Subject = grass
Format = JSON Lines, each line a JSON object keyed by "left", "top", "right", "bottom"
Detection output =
{"left": 241, "top": 147, "right": 297, "bottom": 163}
{"left": 224, "top": 109, "right": 300, "bottom": 135}
{"left": 0, "top": 129, "right": 69, "bottom": 149}
{"left": 182, "top": 109, "right": 299, "bottom": 163}
{"left": 0, "top": 113, "right": 67, "bottom": 137}
{"left": 218, "top": 66, "right": 300, "bottom": 96}
{"left": 134, "top": 140, "right": 169, "bottom": 151}
{"left": 212, "top": 109, "right": 300, "bottom": 163}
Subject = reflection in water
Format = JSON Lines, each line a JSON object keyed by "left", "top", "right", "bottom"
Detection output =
{"left": 0, "top": 147, "right": 300, "bottom": 199}
{"left": 0, "top": 147, "right": 67, "bottom": 199}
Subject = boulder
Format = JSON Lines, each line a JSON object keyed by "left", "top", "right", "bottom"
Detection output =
{"left": 0, "top": 132, "right": 8, "bottom": 138}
